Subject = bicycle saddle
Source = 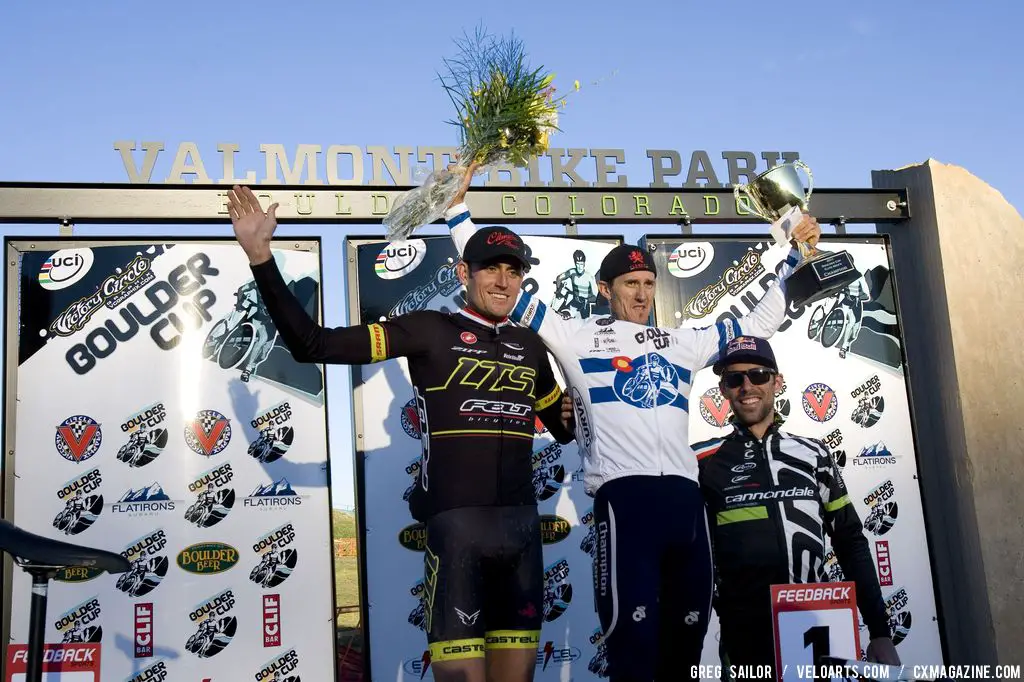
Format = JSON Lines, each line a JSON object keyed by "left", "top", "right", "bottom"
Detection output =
{"left": 0, "top": 520, "right": 130, "bottom": 574}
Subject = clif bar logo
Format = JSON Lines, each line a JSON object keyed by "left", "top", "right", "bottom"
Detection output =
{"left": 263, "top": 594, "right": 281, "bottom": 647}
{"left": 134, "top": 603, "right": 154, "bottom": 658}
{"left": 875, "top": 541, "right": 893, "bottom": 586}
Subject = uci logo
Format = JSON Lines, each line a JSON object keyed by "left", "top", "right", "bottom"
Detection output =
{"left": 375, "top": 239, "right": 426, "bottom": 280}
{"left": 38, "top": 248, "right": 95, "bottom": 291}
{"left": 666, "top": 242, "right": 713, "bottom": 279}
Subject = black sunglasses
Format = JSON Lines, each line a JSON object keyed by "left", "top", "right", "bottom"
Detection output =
{"left": 720, "top": 368, "right": 776, "bottom": 389}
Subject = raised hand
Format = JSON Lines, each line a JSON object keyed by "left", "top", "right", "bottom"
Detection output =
{"left": 228, "top": 185, "right": 279, "bottom": 265}
{"left": 790, "top": 212, "right": 822, "bottom": 248}
{"left": 447, "top": 158, "right": 482, "bottom": 209}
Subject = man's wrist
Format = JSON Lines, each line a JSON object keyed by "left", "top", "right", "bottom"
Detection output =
{"left": 247, "top": 247, "right": 273, "bottom": 267}
{"left": 445, "top": 202, "right": 469, "bottom": 221}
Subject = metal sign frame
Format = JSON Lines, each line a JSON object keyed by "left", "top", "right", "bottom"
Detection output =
{"left": 0, "top": 182, "right": 910, "bottom": 226}
{"left": 0, "top": 235, "right": 338, "bottom": 682}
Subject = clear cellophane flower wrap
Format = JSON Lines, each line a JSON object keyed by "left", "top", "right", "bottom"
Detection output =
{"left": 384, "top": 28, "right": 570, "bottom": 241}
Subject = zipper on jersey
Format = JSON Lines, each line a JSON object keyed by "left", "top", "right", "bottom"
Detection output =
{"left": 761, "top": 431, "right": 790, "bottom": 579}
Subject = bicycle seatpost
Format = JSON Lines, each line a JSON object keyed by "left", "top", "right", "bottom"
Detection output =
{"left": 26, "top": 570, "right": 54, "bottom": 682}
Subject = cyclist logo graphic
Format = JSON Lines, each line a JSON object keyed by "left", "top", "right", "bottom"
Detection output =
{"left": 611, "top": 354, "right": 681, "bottom": 410}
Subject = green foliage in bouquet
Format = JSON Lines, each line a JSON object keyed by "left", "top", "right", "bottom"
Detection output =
{"left": 439, "top": 26, "right": 566, "bottom": 168}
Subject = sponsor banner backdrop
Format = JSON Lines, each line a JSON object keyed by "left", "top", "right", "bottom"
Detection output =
{"left": 3, "top": 241, "right": 334, "bottom": 682}
{"left": 643, "top": 235, "right": 942, "bottom": 672}
{"left": 352, "top": 234, "right": 619, "bottom": 680}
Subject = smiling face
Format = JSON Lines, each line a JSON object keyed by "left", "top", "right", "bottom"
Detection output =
{"left": 457, "top": 257, "right": 523, "bottom": 321}
{"left": 719, "top": 362, "right": 783, "bottom": 430}
{"left": 599, "top": 271, "right": 657, "bottom": 325}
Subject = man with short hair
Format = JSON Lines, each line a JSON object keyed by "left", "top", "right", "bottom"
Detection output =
{"left": 443, "top": 166, "right": 822, "bottom": 682}
{"left": 227, "top": 185, "right": 575, "bottom": 682}
{"left": 693, "top": 335, "right": 900, "bottom": 679}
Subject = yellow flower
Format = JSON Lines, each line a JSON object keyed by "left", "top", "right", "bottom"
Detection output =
{"left": 573, "top": 79, "right": 580, "bottom": 91}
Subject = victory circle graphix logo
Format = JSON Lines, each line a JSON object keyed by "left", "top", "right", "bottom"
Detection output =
{"left": 185, "top": 409, "right": 232, "bottom": 457}
{"left": 802, "top": 383, "right": 838, "bottom": 422}
{"left": 55, "top": 415, "right": 103, "bottom": 463}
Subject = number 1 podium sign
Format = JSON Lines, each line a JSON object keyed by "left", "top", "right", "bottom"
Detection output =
{"left": 5, "top": 643, "right": 101, "bottom": 681}
{"left": 771, "top": 582, "right": 861, "bottom": 681}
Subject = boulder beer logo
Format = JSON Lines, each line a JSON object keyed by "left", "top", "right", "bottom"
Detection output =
{"left": 177, "top": 542, "right": 239, "bottom": 575}
{"left": 54, "top": 565, "right": 104, "bottom": 583}
{"left": 186, "top": 588, "right": 237, "bottom": 658}
{"left": 134, "top": 603, "right": 154, "bottom": 657}
{"left": 55, "top": 415, "right": 103, "bottom": 463}
{"left": 54, "top": 596, "right": 103, "bottom": 643}
{"left": 263, "top": 594, "right": 282, "bottom": 647}
{"left": 398, "top": 521, "right": 427, "bottom": 552}
{"left": 540, "top": 515, "right": 572, "bottom": 545}
{"left": 185, "top": 409, "right": 232, "bottom": 457}
{"left": 248, "top": 401, "right": 294, "bottom": 463}
{"left": 254, "top": 648, "right": 300, "bottom": 682}
{"left": 53, "top": 468, "right": 104, "bottom": 535}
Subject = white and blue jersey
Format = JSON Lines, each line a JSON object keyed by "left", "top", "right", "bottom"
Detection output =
{"left": 446, "top": 202, "right": 800, "bottom": 496}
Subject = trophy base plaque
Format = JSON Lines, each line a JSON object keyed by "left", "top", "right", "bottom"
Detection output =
{"left": 786, "top": 248, "right": 860, "bottom": 308}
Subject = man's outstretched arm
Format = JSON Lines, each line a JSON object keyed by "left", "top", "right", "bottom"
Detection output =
{"left": 230, "top": 185, "right": 427, "bottom": 365}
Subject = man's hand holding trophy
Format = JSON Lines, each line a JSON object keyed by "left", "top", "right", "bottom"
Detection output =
{"left": 734, "top": 161, "right": 861, "bottom": 307}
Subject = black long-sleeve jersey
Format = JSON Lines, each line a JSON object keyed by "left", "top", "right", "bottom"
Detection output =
{"left": 694, "top": 421, "right": 891, "bottom": 639}
{"left": 250, "top": 257, "right": 574, "bottom": 520}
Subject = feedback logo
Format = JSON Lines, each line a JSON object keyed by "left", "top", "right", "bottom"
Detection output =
{"left": 775, "top": 585, "right": 851, "bottom": 603}
{"left": 134, "top": 603, "right": 153, "bottom": 658}
{"left": 263, "top": 594, "right": 281, "bottom": 647}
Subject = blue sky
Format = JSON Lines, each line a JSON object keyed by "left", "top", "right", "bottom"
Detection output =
{"left": 2, "top": 0, "right": 1020, "bottom": 508}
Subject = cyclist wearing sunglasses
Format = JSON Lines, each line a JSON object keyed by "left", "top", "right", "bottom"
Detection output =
{"left": 694, "top": 336, "right": 899, "bottom": 679}
{"left": 443, "top": 163, "right": 822, "bottom": 682}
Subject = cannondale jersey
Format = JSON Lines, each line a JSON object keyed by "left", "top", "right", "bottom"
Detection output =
{"left": 445, "top": 203, "right": 800, "bottom": 495}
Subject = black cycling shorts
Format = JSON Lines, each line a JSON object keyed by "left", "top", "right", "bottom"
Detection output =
{"left": 423, "top": 505, "right": 543, "bottom": 663}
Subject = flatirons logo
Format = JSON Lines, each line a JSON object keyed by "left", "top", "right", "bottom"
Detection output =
{"left": 244, "top": 478, "right": 304, "bottom": 509}
{"left": 852, "top": 441, "right": 898, "bottom": 468}
{"left": 113, "top": 482, "right": 175, "bottom": 516}
{"left": 185, "top": 463, "right": 235, "bottom": 528}
{"left": 177, "top": 542, "right": 239, "bottom": 575}
{"left": 187, "top": 588, "right": 237, "bottom": 658}
{"left": 248, "top": 402, "right": 294, "bottom": 464}
{"left": 540, "top": 515, "right": 572, "bottom": 545}
{"left": 543, "top": 558, "right": 573, "bottom": 622}
{"left": 54, "top": 596, "right": 102, "bottom": 643}
{"left": 802, "top": 382, "right": 838, "bottom": 422}
{"left": 254, "top": 648, "right": 301, "bottom": 682}
{"left": 117, "top": 529, "right": 170, "bottom": 597}
{"left": 54, "top": 468, "right": 103, "bottom": 535}
{"left": 699, "top": 387, "right": 731, "bottom": 427}
{"left": 250, "top": 522, "right": 298, "bottom": 588}
{"left": 117, "top": 403, "right": 169, "bottom": 468}
{"left": 185, "top": 409, "right": 232, "bottom": 457}
{"left": 55, "top": 415, "right": 103, "bottom": 463}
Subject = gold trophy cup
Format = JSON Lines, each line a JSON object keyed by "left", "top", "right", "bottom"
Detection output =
{"left": 733, "top": 161, "right": 860, "bottom": 307}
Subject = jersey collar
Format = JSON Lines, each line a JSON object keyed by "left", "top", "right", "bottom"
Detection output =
{"left": 458, "top": 306, "right": 512, "bottom": 331}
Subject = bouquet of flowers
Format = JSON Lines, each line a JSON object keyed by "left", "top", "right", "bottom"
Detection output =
{"left": 383, "top": 28, "right": 569, "bottom": 241}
